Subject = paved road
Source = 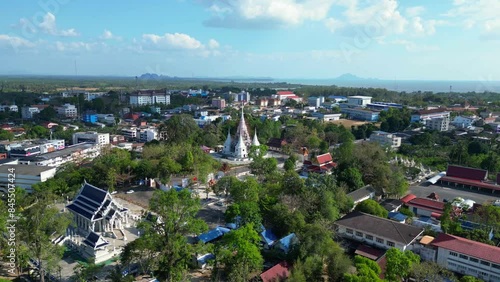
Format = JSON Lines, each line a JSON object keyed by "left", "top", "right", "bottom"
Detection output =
{"left": 409, "top": 184, "right": 499, "bottom": 204}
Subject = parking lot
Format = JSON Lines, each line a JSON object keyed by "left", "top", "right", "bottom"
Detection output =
{"left": 409, "top": 183, "right": 499, "bottom": 204}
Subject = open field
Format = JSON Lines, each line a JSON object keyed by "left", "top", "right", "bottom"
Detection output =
{"left": 329, "top": 119, "right": 380, "bottom": 128}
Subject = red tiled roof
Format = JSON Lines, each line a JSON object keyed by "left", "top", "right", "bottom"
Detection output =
{"left": 400, "top": 194, "right": 416, "bottom": 204}
{"left": 407, "top": 198, "right": 445, "bottom": 212}
{"left": 277, "top": 91, "right": 294, "bottom": 95}
{"left": 316, "top": 153, "right": 333, "bottom": 164}
{"left": 430, "top": 212, "right": 442, "bottom": 219}
{"left": 431, "top": 233, "right": 500, "bottom": 265}
{"left": 415, "top": 108, "right": 449, "bottom": 115}
{"left": 260, "top": 261, "right": 290, "bottom": 282}
{"left": 446, "top": 165, "right": 487, "bottom": 181}
{"left": 440, "top": 176, "right": 500, "bottom": 191}
{"left": 355, "top": 245, "right": 384, "bottom": 261}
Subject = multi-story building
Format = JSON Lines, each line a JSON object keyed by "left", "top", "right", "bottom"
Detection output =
{"left": 426, "top": 117, "right": 450, "bottom": 132}
{"left": 411, "top": 109, "right": 450, "bottom": 123}
{"left": 72, "top": 132, "right": 110, "bottom": 145}
{"left": 9, "top": 144, "right": 41, "bottom": 157}
{"left": 341, "top": 107, "right": 380, "bottom": 121}
{"left": 137, "top": 128, "right": 158, "bottom": 142}
{"left": 21, "top": 106, "right": 40, "bottom": 119}
{"left": 18, "top": 143, "right": 100, "bottom": 167}
{"left": 347, "top": 96, "right": 372, "bottom": 107}
{"left": 0, "top": 165, "right": 57, "bottom": 193}
{"left": 0, "top": 105, "right": 18, "bottom": 112}
{"left": 129, "top": 89, "right": 171, "bottom": 106}
{"left": 452, "top": 116, "right": 478, "bottom": 129}
{"left": 428, "top": 233, "right": 500, "bottom": 282}
{"left": 275, "top": 91, "right": 302, "bottom": 102}
{"left": 95, "top": 114, "right": 116, "bottom": 125}
{"left": 366, "top": 102, "right": 403, "bottom": 111}
{"left": 83, "top": 113, "right": 98, "bottom": 124}
{"left": 370, "top": 131, "right": 402, "bottom": 148}
{"left": 212, "top": 98, "right": 226, "bottom": 109}
{"left": 121, "top": 128, "right": 137, "bottom": 140}
{"left": 335, "top": 211, "right": 424, "bottom": 251}
{"left": 57, "top": 103, "right": 78, "bottom": 118}
{"left": 307, "top": 96, "right": 325, "bottom": 108}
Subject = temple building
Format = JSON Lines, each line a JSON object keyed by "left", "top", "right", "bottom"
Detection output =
{"left": 222, "top": 107, "right": 260, "bottom": 160}
{"left": 65, "top": 182, "right": 130, "bottom": 263}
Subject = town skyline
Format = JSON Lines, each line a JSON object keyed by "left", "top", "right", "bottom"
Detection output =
{"left": 1, "top": 0, "right": 500, "bottom": 80}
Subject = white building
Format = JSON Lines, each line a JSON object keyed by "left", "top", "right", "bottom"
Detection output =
{"left": 96, "top": 114, "right": 116, "bottom": 125}
{"left": 73, "top": 132, "right": 110, "bottom": 145}
{"left": 411, "top": 109, "right": 451, "bottom": 123}
{"left": 426, "top": 117, "right": 450, "bottom": 132}
{"left": 121, "top": 128, "right": 137, "bottom": 140}
{"left": 370, "top": 131, "right": 402, "bottom": 148}
{"left": 0, "top": 105, "right": 18, "bottom": 112}
{"left": 335, "top": 211, "right": 424, "bottom": 251}
{"left": 66, "top": 182, "right": 131, "bottom": 264}
{"left": 222, "top": 108, "right": 259, "bottom": 160}
{"left": 429, "top": 233, "right": 500, "bottom": 282}
{"left": 307, "top": 96, "right": 325, "bottom": 108}
{"left": 57, "top": 103, "right": 78, "bottom": 118}
{"left": 137, "top": 128, "right": 158, "bottom": 142}
{"left": 18, "top": 143, "right": 100, "bottom": 168}
{"left": 452, "top": 116, "right": 478, "bottom": 129}
{"left": 21, "top": 107, "right": 40, "bottom": 119}
{"left": 130, "top": 89, "right": 171, "bottom": 106}
{"left": 347, "top": 96, "right": 372, "bottom": 107}
{"left": 0, "top": 165, "right": 57, "bottom": 193}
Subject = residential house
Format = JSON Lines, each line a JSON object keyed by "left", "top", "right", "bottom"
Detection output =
{"left": 273, "top": 233, "right": 298, "bottom": 254}
{"left": 260, "top": 262, "right": 291, "bottom": 282}
{"left": 347, "top": 185, "right": 376, "bottom": 206}
{"left": 335, "top": 211, "right": 424, "bottom": 251}
{"left": 406, "top": 197, "right": 445, "bottom": 218}
{"left": 197, "top": 226, "right": 231, "bottom": 244}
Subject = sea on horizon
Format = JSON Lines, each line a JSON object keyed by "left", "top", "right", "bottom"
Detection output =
{"left": 282, "top": 79, "right": 500, "bottom": 93}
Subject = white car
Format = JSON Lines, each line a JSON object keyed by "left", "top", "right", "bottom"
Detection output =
{"left": 111, "top": 191, "right": 118, "bottom": 195}
{"left": 126, "top": 190, "right": 135, "bottom": 194}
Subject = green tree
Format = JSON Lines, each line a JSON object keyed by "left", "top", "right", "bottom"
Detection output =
{"left": 37, "top": 106, "right": 57, "bottom": 121}
{"left": 20, "top": 194, "right": 72, "bottom": 282}
{"left": 338, "top": 167, "right": 364, "bottom": 191}
{"left": 385, "top": 248, "right": 421, "bottom": 281}
{"left": 354, "top": 199, "right": 388, "bottom": 218}
{"left": 72, "top": 262, "right": 104, "bottom": 282}
{"left": 121, "top": 189, "right": 207, "bottom": 281}
{"left": 0, "top": 129, "right": 14, "bottom": 141}
{"left": 284, "top": 156, "right": 297, "bottom": 171}
{"left": 344, "top": 256, "right": 383, "bottom": 282}
{"left": 214, "top": 224, "right": 264, "bottom": 282}
{"left": 181, "top": 151, "right": 194, "bottom": 173}
{"left": 162, "top": 114, "right": 201, "bottom": 145}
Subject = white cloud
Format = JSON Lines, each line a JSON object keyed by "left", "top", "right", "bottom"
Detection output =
{"left": 100, "top": 29, "right": 122, "bottom": 40}
{"left": 39, "top": 12, "right": 79, "bottom": 37}
{"left": 208, "top": 39, "right": 220, "bottom": 49}
{"left": 142, "top": 33, "right": 203, "bottom": 50}
{"left": 204, "top": 0, "right": 336, "bottom": 28}
{"left": 325, "top": 17, "right": 345, "bottom": 33}
{"left": 340, "top": 0, "right": 407, "bottom": 34}
{"left": 446, "top": 0, "right": 500, "bottom": 38}
{"left": 406, "top": 6, "right": 425, "bottom": 17}
{"left": 53, "top": 41, "right": 105, "bottom": 52}
{"left": 392, "top": 39, "right": 440, "bottom": 52}
{"left": 0, "top": 34, "right": 36, "bottom": 49}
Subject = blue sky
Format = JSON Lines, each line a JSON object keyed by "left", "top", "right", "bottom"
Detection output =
{"left": 1, "top": 0, "right": 500, "bottom": 80}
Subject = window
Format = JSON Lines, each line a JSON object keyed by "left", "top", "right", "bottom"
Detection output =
{"left": 480, "top": 261, "right": 490, "bottom": 267}
{"left": 376, "top": 238, "right": 384, "bottom": 244}
{"left": 448, "top": 262, "right": 457, "bottom": 267}
{"left": 449, "top": 252, "right": 458, "bottom": 257}
{"left": 468, "top": 268, "right": 477, "bottom": 273}
{"left": 355, "top": 231, "right": 363, "bottom": 237}
{"left": 469, "top": 258, "right": 478, "bottom": 263}
{"left": 492, "top": 264, "right": 500, "bottom": 270}
{"left": 346, "top": 228, "right": 353, "bottom": 234}
{"left": 459, "top": 254, "right": 468, "bottom": 260}
{"left": 365, "top": 235, "right": 373, "bottom": 240}
{"left": 386, "top": 241, "right": 395, "bottom": 247}
{"left": 479, "top": 271, "right": 488, "bottom": 277}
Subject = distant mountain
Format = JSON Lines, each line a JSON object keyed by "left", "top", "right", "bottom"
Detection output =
{"left": 334, "top": 73, "right": 367, "bottom": 81}
{"left": 137, "top": 73, "right": 274, "bottom": 82}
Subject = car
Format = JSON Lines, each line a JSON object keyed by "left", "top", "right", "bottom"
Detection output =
{"left": 126, "top": 190, "right": 135, "bottom": 194}
{"left": 215, "top": 201, "right": 225, "bottom": 207}
{"left": 111, "top": 191, "right": 118, "bottom": 195}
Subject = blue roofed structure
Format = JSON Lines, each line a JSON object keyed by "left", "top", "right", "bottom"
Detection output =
{"left": 388, "top": 212, "right": 408, "bottom": 223}
{"left": 260, "top": 226, "right": 278, "bottom": 248}
{"left": 273, "top": 233, "right": 298, "bottom": 253}
{"left": 197, "top": 226, "right": 231, "bottom": 243}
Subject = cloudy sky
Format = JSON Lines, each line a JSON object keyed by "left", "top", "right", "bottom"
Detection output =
{"left": 1, "top": 0, "right": 499, "bottom": 80}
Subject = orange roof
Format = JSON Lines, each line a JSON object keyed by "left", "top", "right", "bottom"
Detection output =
{"left": 316, "top": 153, "right": 333, "bottom": 164}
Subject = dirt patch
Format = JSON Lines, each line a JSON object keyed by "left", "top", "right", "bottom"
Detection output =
{"left": 329, "top": 119, "right": 379, "bottom": 128}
